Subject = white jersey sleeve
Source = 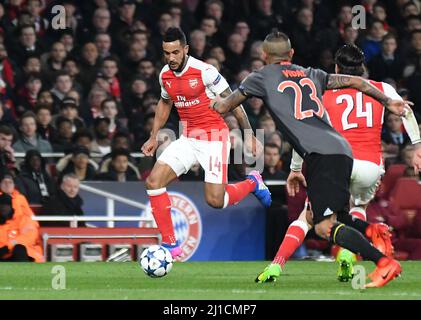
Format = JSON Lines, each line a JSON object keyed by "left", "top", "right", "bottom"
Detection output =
{"left": 382, "top": 82, "right": 403, "bottom": 101}
{"left": 202, "top": 65, "right": 230, "bottom": 95}
{"left": 382, "top": 82, "right": 421, "bottom": 145}
{"left": 159, "top": 68, "right": 171, "bottom": 100}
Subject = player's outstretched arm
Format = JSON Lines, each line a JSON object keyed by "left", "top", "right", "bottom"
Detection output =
{"left": 210, "top": 89, "right": 248, "bottom": 114}
{"left": 326, "top": 74, "right": 412, "bottom": 116}
{"left": 141, "top": 97, "right": 172, "bottom": 157}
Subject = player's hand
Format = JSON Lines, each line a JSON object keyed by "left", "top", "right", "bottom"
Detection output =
{"left": 245, "top": 135, "right": 263, "bottom": 158}
{"left": 286, "top": 170, "right": 307, "bottom": 197}
{"left": 141, "top": 136, "right": 158, "bottom": 157}
{"left": 386, "top": 99, "right": 413, "bottom": 116}
{"left": 412, "top": 143, "right": 421, "bottom": 175}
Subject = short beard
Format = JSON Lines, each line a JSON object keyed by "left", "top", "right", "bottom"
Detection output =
{"left": 172, "top": 54, "right": 187, "bottom": 72}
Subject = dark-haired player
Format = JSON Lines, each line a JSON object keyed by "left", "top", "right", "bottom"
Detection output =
{"left": 211, "top": 31, "right": 411, "bottom": 287}
{"left": 141, "top": 28, "right": 271, "bottom": 259}
{"left": 323, "top": 45, "right": 421, "bottom": 280}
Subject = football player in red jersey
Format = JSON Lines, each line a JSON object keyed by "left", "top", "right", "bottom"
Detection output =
{"left": 323, "top": 45, "right": 421, "bottom": 281}
{"left": 141, "top": 28, "right": 271, "bottom": 259}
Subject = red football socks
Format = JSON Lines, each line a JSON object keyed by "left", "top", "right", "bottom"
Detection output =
{"left": 224, "top": 179, "right": 256, "bottom": 207}
{"left": 147, "top": 188, "right": 176, "bottom": 244}
{"left": 272, "top": 220, "right": 308, "bottom": 268}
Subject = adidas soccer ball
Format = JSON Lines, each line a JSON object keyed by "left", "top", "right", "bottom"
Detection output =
{"left": 139, "top": 245, "right": 173, "bottom": 278}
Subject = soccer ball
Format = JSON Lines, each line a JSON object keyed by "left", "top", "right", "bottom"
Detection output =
{"left": 139, "top": 245, "right": 173, "bottom": 278}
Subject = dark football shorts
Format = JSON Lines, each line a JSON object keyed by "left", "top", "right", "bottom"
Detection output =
{"left": 304, "top": 153, "right": 353, "bottom": 225}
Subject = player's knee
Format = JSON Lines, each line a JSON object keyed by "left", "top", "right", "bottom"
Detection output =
{"left": 145, "top": 175, "right": 160, "bottom": 190}
{"left": 205, "top": 194, "right": 224, "bottom": 209}
{"left": 314, "top": 220, "right": 334, "bottom": 240}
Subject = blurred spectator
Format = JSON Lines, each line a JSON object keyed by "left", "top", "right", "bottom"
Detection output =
{"left": 59, "top": 29, "right": 76, "bottom": 56}
{"left": 15, "top": 149, "right": 55, "bottom": 205}
{"left": 100, "top": 57, "right": 121, "bottom": 101}
{"left": 0, "top": 125, "right": 16, "bottom": 174}
{"left": 63, "top": 57, "right": 83, "bottom": 94}
{"left": 15, "top": 72, "right": 43, "bottom": 116}
{"left": 41, "top": 41, "right": 67, "bottom": 83}
{"left": 100, "top": 98, "right": 126, "bottom": 137}
{"left": 262, "top": 143, "right": 287, "bottom": 180}
{"left": 249, "top": 0, "right": 284, "bottom": 40}
{"left": 317, "top": 49, "right": 335, "bottom": 73}
{"left": 258, "top": 114, "right": 276, "bottom": 139}
{"left": 81, "top": 87, "right": 108, "bottom": 125}
{"left": 137, "top": 58, "right": 159, "bottom": 93}
{"left": 78, "top": 7, "right": 112, "bottom": 43}
{"left": 0, "top": 171, "right": 34, "bottom": 217}
{"left": 79, "top": 42, "right": 100, "bottom": 90}
{"left": 10, "top": 24, "right": 44, "bottom": 66}
{"left": 0, "top": 42, "right": 15, "bottom": 90}
{"left": 95, "top": 32, "right": 113, "bottom": 59}
{"left": 15, "top": 53, "right": 41, "bottom": 88}
{"left": 59, "top": 145, "right": 97, "bottom": 181}
{"left": 35, "top": 104, "right": 56, "bottom": 141}
{"left": 25, "top": 0, "right": 48, "bottom": 37}
{"left": 189, "top": 29, "right": 207, "bottom": 60}
{"left": 200, "top": 16, "right": 224, "bottom": 48}
{"left": 362, "top": 19, "right": 388, "bottom": 62}
{"left": 368, "top": 33, "right": 404, "bottom": 81}
{"left": 37, "top": 90, "right": 54, "bottom": 110}
{"left": 0, "top": 99, "right": 18, "bottom": 130}
{"left": 337, "top": 24, "right": 360, "bottom": 49}
{"left": 224, "top": 33, "right": 246, "bottom": 75}
{"left": 403, "top": 30, "right": 421, "bottom": 78}
{"left": 56, "top": 97, "right": 85, "bottom": 133}
{"left": 91, "top": 117, "right": 111, "bottom": 155}
{"left": 42, "top": 173, "right": 85, "bottom": 227}
{"left": 110, "top": 0, "right": 137, "bottom": 50}
{"left": 96, "top": 148, "right": 139, "bottom": 181}
{"left": 51, "top": 117, "right": 74, "bottom": 152}
{"left": 244, "top": 97, "right": 265, "bottom": 132}
{"left": 50, "top": 71, "right": 73, "bottom": 113}
{"left": 123, "top": 75, "right": 148, "bottom": 121}
{"left": 382, "top": 112, "right": 410, "bottom": 147}
{"left": 0, "top": 192, "right": 44, "bottom": 262}
{"left": 72, "top": 128, "right": 94, "bottom": 153}
{"left": 13, "top": 111, "right": 52, "bottom": 153}
{"left": 290, "top": 7, "right": 319, "bottom": 67}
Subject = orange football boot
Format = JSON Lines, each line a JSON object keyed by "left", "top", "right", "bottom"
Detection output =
{"left": 365, "top": 257, "right": 402, "bottom": 288}
{"left": 365, "top": 223, "right": 394, "bottom": 257}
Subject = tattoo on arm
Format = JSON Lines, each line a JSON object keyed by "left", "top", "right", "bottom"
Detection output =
{"left": 326, "top": 74, "right": 352, "bottom": 89}
{"left": 327, "top": 74, "right": 390, "bottom": 105}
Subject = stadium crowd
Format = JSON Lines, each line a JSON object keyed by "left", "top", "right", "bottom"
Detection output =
{"left": 0, "top": 0, "right": 420, "bottom": 260}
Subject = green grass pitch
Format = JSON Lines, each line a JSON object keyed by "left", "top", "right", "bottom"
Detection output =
{"left": 0, "top": 261, "right": 420, "bottom": 300}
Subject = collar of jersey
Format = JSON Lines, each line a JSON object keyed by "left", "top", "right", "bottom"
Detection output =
{"left": 172, "top": 55, "right": 191, "bottom": 77}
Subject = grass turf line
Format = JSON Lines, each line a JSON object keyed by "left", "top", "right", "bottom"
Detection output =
{"left": 0, "top": 261, "right": 420, "bottom": 300}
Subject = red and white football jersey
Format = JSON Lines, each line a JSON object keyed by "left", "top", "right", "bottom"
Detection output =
{"left": 159, "top": 56, "right": 230, "bottom": 141}
{"left": 323, "top": 80, "right": 401, "bottom": 165}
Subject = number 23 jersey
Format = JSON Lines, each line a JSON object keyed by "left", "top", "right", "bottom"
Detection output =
{"left": 238, "top": 62, "right": 352, "bottom": 158}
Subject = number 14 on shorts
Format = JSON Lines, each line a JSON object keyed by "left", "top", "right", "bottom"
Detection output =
{"left": 209, "top": 156, "right": 222, "bottom": 173}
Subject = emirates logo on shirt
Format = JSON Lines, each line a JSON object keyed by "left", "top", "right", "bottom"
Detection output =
{"left": 189, "top": 78, "right": 198, "bottom": 88}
